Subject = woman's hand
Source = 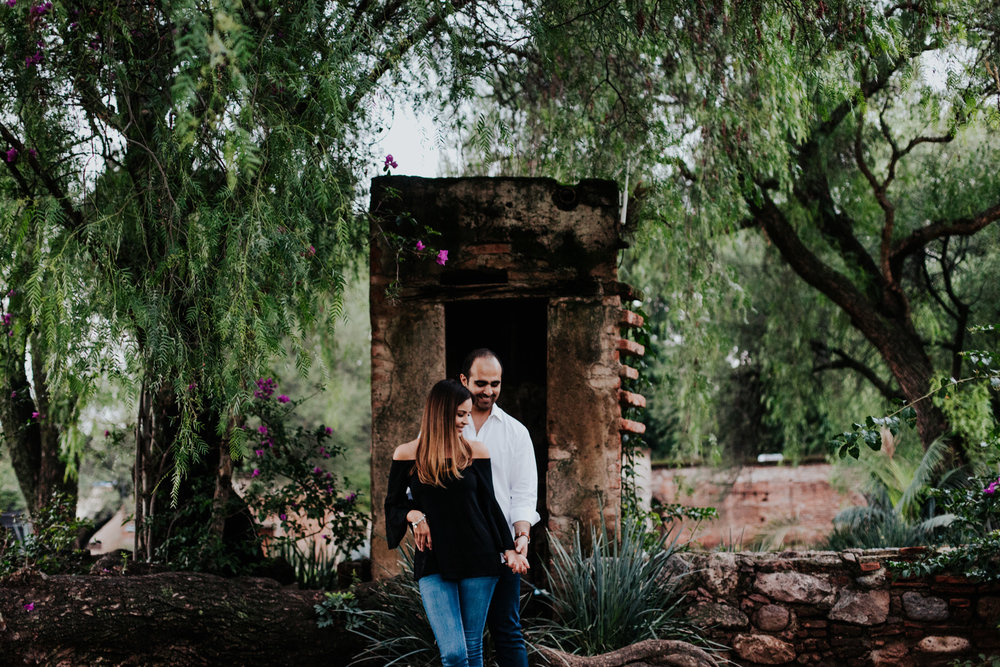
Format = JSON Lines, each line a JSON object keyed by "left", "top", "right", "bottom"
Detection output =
{"left": 504, "top": 550, "right": 530, "bottom": 575}
{"left": 407, "top": 510, "right": 432, "bottom": 551}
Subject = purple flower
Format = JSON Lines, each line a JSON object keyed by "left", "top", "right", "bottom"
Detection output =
{"left": 257, "top": 425, "right": 267, "bottom": 435}
{"left": 187, "top": 383, "right": 196, "bottom": 391}
{"left": 416, "top": 240, "right": 425, "bottom": 251}
{"left": 326, "top": 486, "right": 333, "bottom": 494}
{"left": 254, "top": 377, "right": 276, "bottom": 399}
{"left": 31, "top": 411, "right": 40, "bottom": 419}
{"left": 384, "top": 154, "right": 398, "bottom": 169}
{"left": 436, "top": 249, "right": 449, "bottom": 266}
{"left": 23, "top": 602, "right": 34, "bottom": 612}
{"left": 345, "top": 492, "right": 357, "bottom": 504}
{"left": 104, "top": 430, "right": 110, "bottom": 437}
{"left": 986, "top": 478, "right": 1000, "bottom": 495}
{"left": 27, "top": 148, "right": 36, "bottom": 158}
{"left": 279, "top": 513, "right": 287, "bottom": 521}
{"left": 313, "top": 466, "right": 322, "bottom": 474}
{"left": 277, "top": 394, "right": 289, "bottom": 403}
{"left": 324, "top": 426, "right": 332, "bottom": 435}
{"left": 25, "top": 50, "right": 42, "bottom": 67}
{"left": 6, "top": 0, "right": 16, "bottom": 7}
{"left": 10, "top": 391, "right": 16, "bottom": 398}
{"left": 251, "top": 468, "right": 260, "bottom": 477}
{"left": 255, "top": 449, "right": 263, "bottom": 456}
{"left": 5, "top": 147, "right": 18, "bottom": 163}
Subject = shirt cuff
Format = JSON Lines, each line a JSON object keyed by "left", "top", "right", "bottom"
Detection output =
{"left": 510, "top": 507, "right": 541, "bottom": 527}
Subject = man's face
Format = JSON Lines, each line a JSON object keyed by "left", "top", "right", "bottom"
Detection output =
{"left": 461, "top": 356, "right": 502, "bottom": 413}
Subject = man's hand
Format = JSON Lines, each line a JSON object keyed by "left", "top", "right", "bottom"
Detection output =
{"left": 407, "top": 511, "right": 432, "bottom": 551}
{"left": 513, "top": 521, "right": 531, "bottom": 555}
{"left": 504, "top": 550, "right": 530, "bottom": 574}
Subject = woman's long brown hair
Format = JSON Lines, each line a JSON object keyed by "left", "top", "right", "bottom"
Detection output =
{"left": 415, "top": 379, "right": 474, "bottom": 487}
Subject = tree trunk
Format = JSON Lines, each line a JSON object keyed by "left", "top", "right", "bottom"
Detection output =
{"left": 0, "top": 344, "right": 75, "bottom": 518}
{"left": 0, "top": 570, "right": 366, "bottom": 666}
{"left": 133, "top": 383, "right": 263, "bottom": 571}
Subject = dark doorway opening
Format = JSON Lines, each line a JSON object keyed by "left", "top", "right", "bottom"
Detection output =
{"left": 445, "top": 299, "right": 548, "bottom": 570}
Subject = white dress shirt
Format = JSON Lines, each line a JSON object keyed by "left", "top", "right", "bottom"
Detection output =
{"left": 463, "top": 404, "right": 540, "bottom": 537}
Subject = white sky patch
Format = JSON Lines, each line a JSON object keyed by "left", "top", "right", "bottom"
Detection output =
{"left": 372, "top": 105, "right": 444, "bottom": 178}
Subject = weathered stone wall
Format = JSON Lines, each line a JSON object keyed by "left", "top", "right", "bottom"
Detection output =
{"left": 651, "top": 464, "right": 866, "bottom": 549}
{"left": 677, "top": 550, "right": 1000, "bottom": 666}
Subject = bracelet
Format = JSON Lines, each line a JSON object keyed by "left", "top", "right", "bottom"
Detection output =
{"left": 515, "top": 531, "right": 530, "bottom": 544}
{"left": 410, "top": 514, "right": 426, "bottom": 529}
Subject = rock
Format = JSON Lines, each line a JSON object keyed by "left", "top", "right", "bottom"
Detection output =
{"left": 687, "top": 601, "right": 748, "bottom": 629}
{"left": 855, "top": 568, "right": 886, "bottom": 588}
{"left": 915, "top": 636, "right": 971, "bottom": 654}
{"left": 828, "top": 589, "right": 889, "bottom": 625}
{"left": 901, "top": 592, "right": 949, "bottom": 622}
{"left": 701, "top": 553, "right": 739, "bottom": 597}
{"left": 754, "top": 604, "right": 791, "bottom": 632}
{"left": 755, "top": 572, "right": 833, "bottom": 605}
{"left": 869, "top": 641, "right": 910, "bottom": 666}
{"left": 536, "top": 639, "right": 721, "bottom": 666}
{"left": 732, "top": 634, "right": 796, "bottom": 665}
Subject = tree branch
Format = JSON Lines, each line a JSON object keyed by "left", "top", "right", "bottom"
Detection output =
{"left": 890, "top": 200, "right": 1000, "bottom": 269}
{"left": 810, "top": 340, "right": 904, "bottom": 402}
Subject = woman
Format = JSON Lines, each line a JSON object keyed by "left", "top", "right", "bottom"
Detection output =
{"left": 385, "top": 379, "right": 529, "bottom": 667}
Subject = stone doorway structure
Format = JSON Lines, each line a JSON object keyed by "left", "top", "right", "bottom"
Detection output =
{"left": 368, "top": 176, "right": 646, "bottom": 579}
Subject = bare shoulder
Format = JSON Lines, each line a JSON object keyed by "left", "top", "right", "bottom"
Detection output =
{"left": 393, "top": 439, "right": 418, "bottom": 460}
{"left": 468, "top": 439, "right": 490, "bottom": 459}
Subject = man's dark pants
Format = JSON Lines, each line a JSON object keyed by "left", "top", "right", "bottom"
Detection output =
{"left": 486, "top": 567, "right": 528, "bottom": 666}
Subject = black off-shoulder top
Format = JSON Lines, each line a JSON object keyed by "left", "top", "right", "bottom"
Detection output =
{"left": 385, "top": 458, "right": 514, "bottom": 580}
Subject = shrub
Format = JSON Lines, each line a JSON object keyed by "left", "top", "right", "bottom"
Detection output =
{"left": 0, "top": 491, "right": 92, "bottom": 576}
{"left": 526, "top": 517, "right": 703, "bottom": 655}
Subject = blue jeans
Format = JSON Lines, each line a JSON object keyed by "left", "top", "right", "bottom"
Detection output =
{"left": 486, "top": 567, "right": 528, "bottom": 667}
{"left": 419, "top": 574, "right": 499, "bottom": 667}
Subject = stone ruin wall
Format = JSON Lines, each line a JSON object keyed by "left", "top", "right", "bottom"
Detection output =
{"left": 677, "top": 549, "right": 1000, "bottom": 666}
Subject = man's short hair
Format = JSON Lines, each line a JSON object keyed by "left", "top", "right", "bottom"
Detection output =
{"left": 460, "top": 348, "right": 502, "bottom": 378}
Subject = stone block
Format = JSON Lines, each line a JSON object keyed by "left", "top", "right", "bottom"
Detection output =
{"left": 828, "top": 590, "right": 890, "bottom": 625}
{"left": 979, "top": 596, "right": 1000, "bottom": 621}
{"left": 901, "top": 591, "right": 949, "bottom": 622}
{"left": 755, "top": 604, "right": 792, "bottom": 632}
{"left": 756, "top": 572, "right": 834, "bottom": 605}
{"left": 688, "top": 601, "right": 749, "bottom": 629}
{"left": 733, "top": 634, "right": 797, "bottom": 665}
{"left": 915, "top": 635, "right": 971, "bottom": 654}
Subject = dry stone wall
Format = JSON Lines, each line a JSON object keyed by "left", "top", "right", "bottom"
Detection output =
{"left": 676, "top": 549, "right": 1000, "bottom": 666}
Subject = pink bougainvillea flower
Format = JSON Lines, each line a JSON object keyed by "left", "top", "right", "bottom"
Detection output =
{"left": 27, "top": 148, "right": 36, "bottom": 158}
{"left": 10, "top": 391, "right": 16, "bottom": 398}
{"left": 416, "top": 240, "right": 425, "bottom": 251}
{"left": 23, "top": 602, "right": 34, "bottom": 612}
{"left": 383, "top": 154, "right": 398, "bottom": 169}
{"left": 279, "top": 513, "right": 287, "bottom": 521}
{"left": 324, "top": 426, "right": 333, "bottom": 435}
{"left": 251, "top": 468, "right": 260, "bottom": 477}
{"left": 277, "top": 394, "right": 289, "bottom": 403}
{"left": 6, "top": 0, "right": 17, "bottom": 8}
{"left": 31, "top": 411, "right": 40, "bottom": 419}
{"left": 313, "top": 466, "right": 322, "bottom": 474}
{"left": 5, "top": 147, "right": 18, "bottom": 162}
{"left": 255, "top": 449, "right": 264, "bottom": 456}
{"left": 257, "top": 425, "right": 267, "bottom": 435}
{"left": 345, "top": 492, "right": 357, "bottom": 504}
{"left": 104, "top": 430, "right": 110, "bottom": 437}
{"left": 436, "top": 249, "right": 449, "bottom": 265}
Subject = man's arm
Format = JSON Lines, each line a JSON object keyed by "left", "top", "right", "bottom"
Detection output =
{"left": 508, "top": 423, "right": 540, "bottom": 554}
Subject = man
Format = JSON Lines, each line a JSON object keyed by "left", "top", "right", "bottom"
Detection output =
{"left": 460, "top": 348, "right": 539, "bottom": 667}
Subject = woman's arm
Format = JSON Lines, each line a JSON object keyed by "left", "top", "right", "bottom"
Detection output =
{"left": 384, "top": 461, "right": 416, "bottom": 549}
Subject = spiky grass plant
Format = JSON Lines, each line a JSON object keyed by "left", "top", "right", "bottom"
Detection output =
{"left": 526, "top": 517, "right": 703, "bottom": 655}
